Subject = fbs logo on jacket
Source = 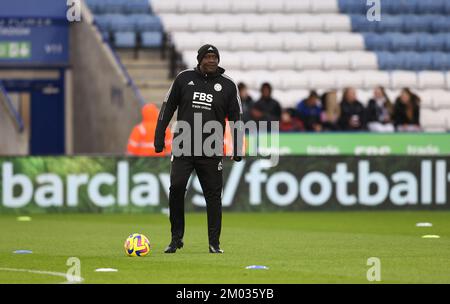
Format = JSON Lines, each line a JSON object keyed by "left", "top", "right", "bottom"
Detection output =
{"left": 192, "top": 91, "right": 213, "bottom": 110}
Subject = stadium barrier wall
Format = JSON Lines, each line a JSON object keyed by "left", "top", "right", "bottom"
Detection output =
{"left": 0, "top": 156, "right": 449, "bottom": 213}
{"left": 70, "top": 9, "right": 141, "bottom": 154}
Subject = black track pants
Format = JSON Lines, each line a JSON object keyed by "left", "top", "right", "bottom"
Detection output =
{"left": 169, "top": 156, "right": 223, "bottom": 246}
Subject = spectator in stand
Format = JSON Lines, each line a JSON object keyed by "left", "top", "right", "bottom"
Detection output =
{"left": 296, "top": 90, "right": 323, "bottom": 132}
{"left": 394, "top": 88, "right": 421, "bottom": 132}
{"left": 280, "top": 108, "right": 304, "bottom": 132}
{"left": 320, "top": 90, "right": 340, "bottom": 131}
{"left": 338, "top": 87, "right": 366, "bottom": 131}
{"left": 237, "top": 82, "right": 254, "bottom": 123}
{"left": 366, "top": 86, "right": 395, "bottom": 132}
{"left": 252, "top": 82, "right": 282, "bottom": 124}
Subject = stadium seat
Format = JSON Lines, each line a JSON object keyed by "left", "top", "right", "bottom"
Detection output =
{"left": 415, "top": 0, "right": 446, "bottom": 14}
{"left": 447, "top": 72, "right": 450, "bottom": 89}
{"left": 200, "top": 32, "right": 230, "bottom": 50}
{"left": 322, "top": 52, "right": 351, "bottom": 70}
{"left": 229, "top": 33, "right": 257, "bottom": 51}
{"left": 257, "top": 0, "right": 284, "bottom": 13}
{"left": 421, "top": 109, "right": 447, "bottom": 131}
{"left": 267, "top": 52, "right": 296, "bottom": 70}
{"left": 336, "top": 33, "right": 365, "bottom": 51}
{"left": 338, "top": 0, "right": 366, "bottom": 14}
{"left": 309, "top": 34, "right": 337, "bottom": 51}
{"left": 297, "top": 15, "right": 324, "bottom": 32}
{"left": 204, "top": 1, "right": 231, "bottom": 13}
{"left": 376, "top": 52, "right": 401, "bottom": 70}
{"left": 364, "top": 33, "right": 390, "bottom": 51}
{"left": 255, "top": 33, "right": 284, "bottom": 51}
{"left": 280, "top": 72, "right": 309, "bottom": 90}
{"left": 244, "top": 15, "right": 271, "bottom": 32}
{"left": 283, "top": 0, "right": 311, "bottom": 13}
{"left": 230, "top": 0, "right": 258, "bottom": 13}
{"left": 416, "top": 34, "right": 446, "bottom": 52}
{"left": 125, "top": 0, "right": 151, "bottom": 14}
{"left": 417, "top": 71, "right": 446, "bottom": 89}
{"left": 254, "top": 72, "right": 283, "bottom": 89}
{"left": 159, "top": 14, "right": 189, "bottom": 32}
{"left": 294, "top": 52, "right": 322, "bottom": 70}
{"left": 141, "top": 32, "right": 163, "bottom": 48}
{"left": 219, "top": 52, "right": 242, "bottom": 70}
{"left": 389, "top": 34, "right": 417, "bottom": 52}
{"left": 134, "top": 15, "right": 163, "bottom": 32}
{"left": 402, "top": 15, "right": 431, "bottom": 33}
{"left": 311, "top": 0, "right": 339, "bottom": 13}
{"left": 189, "top": 15, "right": 218, "bottom": 31}
{"left": 270, "top": 15, "right": 298, "bottom": 32}
{"left": 336, "top": 72, "right": 364, "bottom": 89}
{"left": 114, "top": 32, "right": 136, "bottom": 48}
{"left": 362, "top": 71, "right": 390, "bottom": 89}
{"left": 322, "top": 14, "right": 351, "bottom": 32}
{"left": 349, "top": 52, "right": 378, "bottom": 70}
{"left": 401, "top": 52, "right": 433, "bottom": 71}
{"left": 390, "top": 71, "right": 418, "bottom": 89}
{"left": 151, "top": 0, "right": 178, "bottom": 13}
{"left": 376, "top": 15, "right": 404, "bottom": 33}
{"left": 431, "top": 52, "right": 450, "bottom": 71}
{"left": 283, "top": 33, "right": 311, "bottom": 51}
{"left": 431, "top": 16, "right": 450, "bottom": 33}
{"left": 240, "top": 53, "right": 268, "bottom": 70}
{"left": 308, "top": 71, "right": 337, "bottom": 90}
{"left": 383, "top": 0, "right": 416, "bottom": 14}
{"left": 97, "top": 0, "right": 126, "bottom": 14}
{"left": 178, "top": 0, "right": 205, "bottom": 13}
{"left": 216, "top": 15, "right": 244, "bottom": 32}
{"left": 172, "top": 33, "right": 202, "bottom": 51}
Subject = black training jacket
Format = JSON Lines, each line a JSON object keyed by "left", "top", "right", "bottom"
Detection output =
{"left": 155, "top": 66, "right": 243, "bottom": 157}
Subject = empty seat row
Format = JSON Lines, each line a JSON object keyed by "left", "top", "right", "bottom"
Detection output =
{"left": 112, "top": 31, "right": 163, "bottom": 48}
{"left": 376, "top": 52, "right": 450, "bottom": 71}
{"left": 364, "top": 33, "right": 450, "bottom": 52}
{"left": 152, "top": 0, "right": 339, "bottom": 14}
{"left": 172, "top": 32, "right": 365, "bottom": 52}
{"left": 183, "top": 51, "right": 378, "bottom": 71}
{"left": 86, "top": 0, "right": 151, "bottom": 15}
{"left": 160, "top": 13, "right": 351, "bottom": 32}
{"left": 351, "top": 15, "right": 450, "bottom": 33}
{"left": 222, "top": 70, "right": 450, "bottom": 91}
{"left": 339, "top": 0, "right": 450, "bottom": 15}
{"left": 95, "top": 14, "right": 163, "bottom": 33}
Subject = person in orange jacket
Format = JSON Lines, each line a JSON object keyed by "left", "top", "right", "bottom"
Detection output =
{"left": 127, "top": 103, "right": 172, "bottom": 156}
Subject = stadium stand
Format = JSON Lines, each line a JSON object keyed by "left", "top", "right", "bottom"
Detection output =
{"left": 145, "top": 0, "right": 450, "bottom": 132}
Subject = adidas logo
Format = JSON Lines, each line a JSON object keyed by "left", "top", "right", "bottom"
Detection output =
{"left": 188, "top": 81, "right": 194, "bottom": 86}
{"left": 208, "top": 47, "right": 214, "bottom": 51}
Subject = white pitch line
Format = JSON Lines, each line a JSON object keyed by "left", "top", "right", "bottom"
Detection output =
{"left": 0, "top": 267, "right": 84, "bottom": 284}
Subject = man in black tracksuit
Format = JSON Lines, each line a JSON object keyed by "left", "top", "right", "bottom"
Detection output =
{"left": 154, "top": 44, "right": 243, "bottom": 254}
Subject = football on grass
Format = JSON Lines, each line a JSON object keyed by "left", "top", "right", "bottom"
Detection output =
{"left": 124, "top": 233, "right": 150, "bottom": 257}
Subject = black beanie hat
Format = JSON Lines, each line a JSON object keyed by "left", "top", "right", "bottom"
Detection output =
{"left": 197, "top": 44, "right": 220, "bottom": 63}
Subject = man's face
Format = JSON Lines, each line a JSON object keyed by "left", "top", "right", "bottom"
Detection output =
{"left": 200, "top": 53, "right": 219, "bottom": 74}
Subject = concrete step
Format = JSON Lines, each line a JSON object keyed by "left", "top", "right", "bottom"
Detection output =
{"left": 140, "top": 87, "right": 169, "bottom": 106}
{"left": 127, "top": 67, "right": 170, "bottom": 80}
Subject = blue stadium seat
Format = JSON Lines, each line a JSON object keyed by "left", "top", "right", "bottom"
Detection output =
{"left": 95, "top": 14, "right": 121, "bottom": 32}
{"left": 431, "top": 16, "right": 450, "bottom": 32}
{"left": 431, "top": 52, "right": 450, "bottom": 71}
{"left": 389, "top": 34, "right": 417, "bottom": 51}
{"left": 415, "top": 0, "right": 446, "bottom": 14}
{"left": 376, "top": 52, "right": 402, "bottom": 70}
{"left": 402, "top": 15, "right": 431, "bottom": 32}
{"left": 416, "top": 34, "right": 446, "bottom": 52}
{"left": 382, "top": 0, "right": 416, "bottom": 14}
{"left": 97, "top": 0, "right": 127, "bottom": 14}
{"left": 446, "top": 0, "right": 450, "bottom": 14}
{"left": 350, "top": 15, "right": 378, "bottom": 32}
{"left": 114, "top": 32, "right": 137, "bottom": 48}
{"left": 133, "top": 15, "right": 163, "bottom": 32}
{"left": 401, "top": 52, "right": 433, "bottom": 70}
{"left": 141, "top": 32, "right": 163, "bottom": 48}
{"left": 377, "top": 15, "right": 403, "bottom": 33}
{"left": 338, "top": 0, "right": 366, "bottom": 14}
{"left": 110, "top": 15, "right": 135, "bottom": 32}
{"left": 125, "top": 0, "right": 151, "bottom": 14}
{"left": 364, "top": 33, "right": 390, "bottom": 51}
{"left": 442, "top": 33, "right": 450, "bottom": 52}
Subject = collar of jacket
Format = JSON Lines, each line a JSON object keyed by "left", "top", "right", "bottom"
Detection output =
{"left": 195, "top": 65, "right": 225, "bottom": 80}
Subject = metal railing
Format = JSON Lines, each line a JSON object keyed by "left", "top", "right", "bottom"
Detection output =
{"left": 0, "top": 80, "right": 24, "bottom": 132}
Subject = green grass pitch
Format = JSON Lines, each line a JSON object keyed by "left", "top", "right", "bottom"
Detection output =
{"left": 0, "top": 211, "right": 449, "bottom": 284}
